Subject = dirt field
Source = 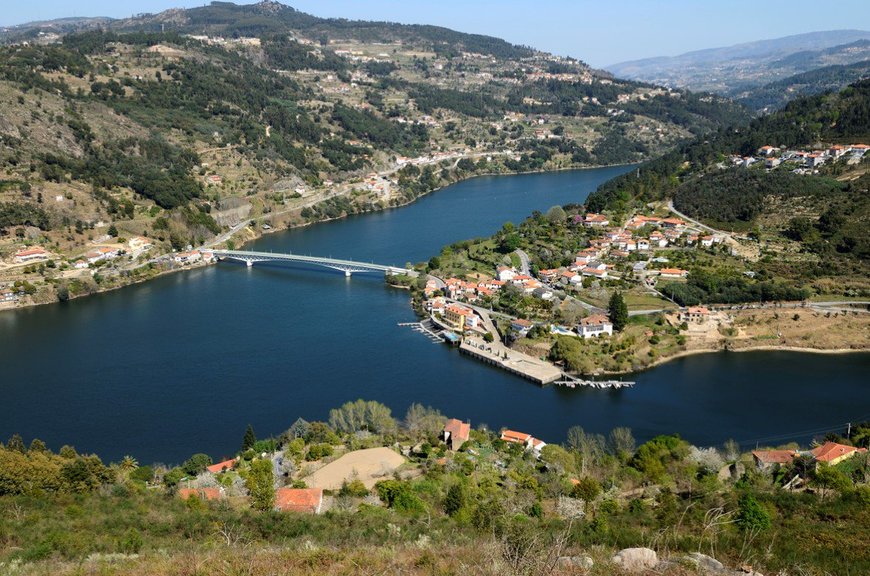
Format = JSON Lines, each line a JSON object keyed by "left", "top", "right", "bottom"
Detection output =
{"left": 302, "top": 447, "right": 406, "bottom": 490}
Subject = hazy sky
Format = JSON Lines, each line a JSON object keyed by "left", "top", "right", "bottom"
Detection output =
{"left": 3, "top": 0, "right": 869, "bottom": 67}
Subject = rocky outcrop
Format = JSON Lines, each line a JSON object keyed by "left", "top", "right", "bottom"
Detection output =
{"left": 612, "top": 548, "right": 658, "bottom": 572}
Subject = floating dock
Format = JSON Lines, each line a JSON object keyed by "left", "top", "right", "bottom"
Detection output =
{"left": 554, "top": 375, "right": 635, "bottom": 390}
{"left": 397, "top": 321, "right": 445, "bottom": 344}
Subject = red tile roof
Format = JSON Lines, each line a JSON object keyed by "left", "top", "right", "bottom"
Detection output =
{"left": 207, "top": 458, "right": 237, "bottom": 474}
{"left": 275, "top": 487, "right": 323, "bottom": 513}
{"left": 810, "top": 442, "right": 866, "bottom": 463}
{"left": 501, "top": 430, "right": 531, "bottom": 444}
{"left": 752, "top": 450, "right": 796, "bottom": 464}
{"left": 443, "top": 418, "right": 471, "bottom": 448}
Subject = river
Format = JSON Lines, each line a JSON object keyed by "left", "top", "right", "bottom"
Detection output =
{"left": 1, "top": 166, "right": 867, "bottom": 463}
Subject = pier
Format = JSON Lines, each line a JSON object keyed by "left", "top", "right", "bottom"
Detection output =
{"left": 459, "top": 336, "right": 562, "bottom": 385}
{"left": 554, "top": 375, "right": 635, "bottom": 389}
{"left": 398, "top": 320, "right": 446, "bottom": 344}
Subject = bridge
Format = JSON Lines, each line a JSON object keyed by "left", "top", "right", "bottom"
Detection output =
{"left": 209, "top": 249, "right": 416, "bottom": 277}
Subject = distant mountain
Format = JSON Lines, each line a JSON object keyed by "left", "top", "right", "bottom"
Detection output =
{"left": 738, "top": 59, "right": 870, "bottom": 112}
{"left": 607, "top": 30, "right": 870, "bottom": 98}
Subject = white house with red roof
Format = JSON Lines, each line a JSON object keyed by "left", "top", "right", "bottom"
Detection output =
{"left": 13, "top": 247, "right": 49, "bottom": 264}
{"left": 578, "top": 314, "right": 613, "bottom": 338}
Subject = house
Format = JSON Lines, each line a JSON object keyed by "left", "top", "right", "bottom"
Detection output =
{"left": 501, "top": 429, "right": 532, "bottom": 445}
{"left": 577, "top": 314, "right": 613, "bottom": 338}
{"left": 496, "top": 266, "right": 517, "bottom": 282}
{"left": 700, "top": 235, "right": 715, "bottom": 248}
{"left": 581, "top": 267, "right": 608, "bottom": 280}
{"left": 0, "top": 288, "right": 19, "bottom": 303}
{"left": 84, "top": 247, "right": 120, "bottom": 265}
{"left": 766, "top": 158, "right": 782, "bottom": 169}
{"left": 537, "top": 268, "right": 561, "bottom": 283}
{"left": 560, "top": 270, "right": 582, "bottom": 285}
{"left": 659, "top": 268, "right": 688, "bottom": 279}
{"left": 583, "top": 213, "right": 609, "bottom": 227}
{"left": 427, "top": 296, "right": 446, "bottom": 315}
{"left": 758, "top": 145, "right": 779, "bottom": 157}
{"left": 649, "top": 231, "right": 667, "bottom": 248}
{"left": 13, "top": 247, "right": 49, "bottom": 264}
{"left": 442, "top": 418, "right": 471, "bottom": 451}
{"left": 511, "top": 318, "right": 534, "bottom": 337}
{"left": 752, "top": 450, "right": 797, "bottom": 470}
{"left": 174, "top": 250, "right": 202, "bottom": 265}
{"left": 660, "top": 218, "right": 685, "bottom": 229}
{"left": 275, "top": 487, "right": 323, "bottom": 514}
{"left": 500, "top": 430, "right": 547, "bottom": 456}
{"left": 205, "top": 174, "right": 223, "bottom": 185}
{"left": 681, "top": 306, "right": 710, "bottom": 322}
{"left": 73, "top": 260, "right": 89, "bottom": 270}
{"left": 637, "top": 239, "right": 650, "bottom": 251}
{"left": 207, "top": 458, "right": 237, "bottom": 474}
{"left": 178, "top": 487, "right": 224, "bottom": 501}
{"left": 444, "top": 303, "right": 477, "bottom": 331}
{"left": 810, "top": 442, "right": 867, "bottom": 466}
{"left": 532, "top": 286, "right": 554, "bottom": 300}
{"left": 128, "top": 237, "right": 153, "bottom": 252}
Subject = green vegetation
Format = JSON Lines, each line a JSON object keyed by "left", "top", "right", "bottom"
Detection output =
{"left": 1, "top": 414, "right": 868, "bottom": 575}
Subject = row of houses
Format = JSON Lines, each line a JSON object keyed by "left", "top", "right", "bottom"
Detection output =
{"left": 752, "top": 441, "right": 866, "bottom": 470}
{"left": 737, "top": 143, "right": 869, "bottom": 172}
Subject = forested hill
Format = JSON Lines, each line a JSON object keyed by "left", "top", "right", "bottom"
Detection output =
{"left": 586, "top": 79, "right": 870, "bottom": 213}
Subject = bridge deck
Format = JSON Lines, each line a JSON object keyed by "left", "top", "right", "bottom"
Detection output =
{"left": 210, "top": 249, "right": 416, "bottom": 276}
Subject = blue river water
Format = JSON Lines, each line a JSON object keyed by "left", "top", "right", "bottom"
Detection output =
{"left": 1, "top": 166, "right": 867, "bottom": 463}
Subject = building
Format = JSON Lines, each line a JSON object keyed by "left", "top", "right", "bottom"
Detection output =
{"left": 13, "top": 247, "right": 49, "bottom": 264}
{"left": 84, "top": 246, "right": 120, "bottom": 265}
{"left": 275, "top": 487, "right": 324, "bottom": 514}
{"left": 128, "top": 237, "right": 153, "bottom": 252}
{"left": 496, "top": 266, "right": 517, "bottom": 282}
{"left": 681, "top": 306, "right": 710, "bottom": 322}
{"left": 752, "top": 450, "right": 797, "bottom": 470}
{"left": 174, "top": 250, "right": 202, "bottom": 265}
{"left": 206, "top": 458, "right": 237, "bottom": 474}
{"left": 583, "top": 213, "right": 609, "bottom": 227}
{"left": 578, "top": 314, "right": 613, "bottom": 338}
{"left": 500, "top": 429, "right": 547, "bottom": 456}
{"left": 810, "top": 442, "right": 867, "bottom": 466}
{"left": 511, "top": 318, "right": 534, "bottom": 337}
{"left": 0, "top": 288, "right": 19, "bottom": 303}
{"left": 659, "top": 268, "right": 688, "bottom": 279}
{"left": 442, "top": 418, "right": 471, "bottom": 451}
{"left": 444, "top": 303, "right": 477, "bottom": 332}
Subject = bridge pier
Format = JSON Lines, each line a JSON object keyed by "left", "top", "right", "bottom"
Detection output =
{"left": 246, "top": 259, "right": 254, "bottom": 268}
{"left": 344, "top": 270, "right": 352, "bottom": 277}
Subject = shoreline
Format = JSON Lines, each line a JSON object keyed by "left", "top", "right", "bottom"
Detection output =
{"left": 571, "top": 343, "right": 869, "bottom": 379}
{"left": 2, "top": 161, "right": 633, "bottom": 314}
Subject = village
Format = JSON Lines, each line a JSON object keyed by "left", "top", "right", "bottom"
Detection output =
{"left": 730, "top": 142, "right": 869, "bottom": 173}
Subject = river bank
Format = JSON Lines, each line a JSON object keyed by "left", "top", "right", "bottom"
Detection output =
{"left": 1, "top": 161, "right": 632, "bottom": 314}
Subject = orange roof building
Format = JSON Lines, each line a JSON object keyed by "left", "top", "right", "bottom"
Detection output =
{"left": 501, "top": 430, "right": 532, "bottom": 445}
{"left": 207, "top": 458, "right": 237, "bottom": 474}
{"left": 443, "top": 418, "right": 471, "bottom": 451}
{"left": 810, "top": 442, "right": 866, "bottom": 465}
{"left": 752, "top": 449, "right": 797, "bottom": 469}
{"left": 275, "top": 487, "right": 324, "bottom": 514}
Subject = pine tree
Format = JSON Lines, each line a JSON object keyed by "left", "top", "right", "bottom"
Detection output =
{"left": 608, "top": 291, "right": 629, "bottom": 332}
{"left": 242, "top": 424, "right": 257, "bottom": 452}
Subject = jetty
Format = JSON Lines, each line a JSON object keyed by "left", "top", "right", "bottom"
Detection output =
{"left": 554, "top": 375, "right": 635, "bottom": 390}
{"left": 398, "top": 320, "right": 445, "bottom": 344}
{"left": 459, "top": 336, "right": 562, "bottom": 385}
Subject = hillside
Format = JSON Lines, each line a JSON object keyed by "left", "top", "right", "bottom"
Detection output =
{"left": 0, "top": 2, "right": 747, "bottom": 309}
{"left": 583, "top": 80, "right": 870, "bottom": 297}
{"left": 738, "top": 59, "right": 870, "bottom": 112}
{"left": 1, "top": 404, "right": 868, "bottom": 576}
{"left": 607, "top": 30, "right": 870, "bottom": 99}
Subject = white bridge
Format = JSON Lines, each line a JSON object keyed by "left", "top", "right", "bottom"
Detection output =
{"left": 210, "top": 249, "right": 416, "bottom": 277}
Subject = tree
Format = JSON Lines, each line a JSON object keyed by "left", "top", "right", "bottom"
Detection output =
{"left": 245, "top": 458, "right": 275, "bottom": 512}
{"left": 811, "top": 463, "right": 852, "bottom": 499}
{"left": 108, "top": 224, "right": 118, "bottom": 237}
{"left": 242, "top": 424, "right": 256, "bottom": 452}
{"left": 608, "top": 291, "right": 629, "bottom": 332}
{"left": 608, "top": 427, "right": 636, "bottom": 460}
{"left": 329, "top": 399, "right": 396, "bottom": 435}
{"left": 404, "top": 403, "right": 446, "bottom": 440}
{"left": 546, "top": 205, "right": 566, "bottom": 224}
{"left": 571, "top": 476, "right": 601, "bottom": 503}
{"left": 6, "top": 434, "right": 25, "bottom": 453}
{"left": 182, "top": 453, "right": 213, "bottom": 476}
{"left": 444, "top": 482, "right": 468, "bottom": 516}
{"left": 736, "top": 494, "right": 771, "bottom": 533}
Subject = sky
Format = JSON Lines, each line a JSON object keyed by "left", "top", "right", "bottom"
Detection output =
{"left": 3, "top": 0, "right": 869, "bottom": 67}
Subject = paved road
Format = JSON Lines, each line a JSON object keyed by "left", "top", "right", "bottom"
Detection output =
{"left": 514, "top": 249, "right": 531, "bottom": 275}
